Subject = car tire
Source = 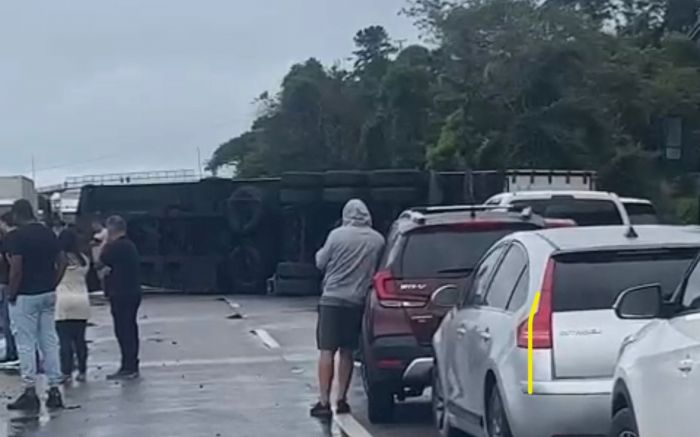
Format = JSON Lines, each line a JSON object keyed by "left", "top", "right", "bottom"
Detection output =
{"left": 366, "top": 383, "right": 395, "bottom": 424}
{"left": 432, "top": 366, "right": 466, "bottom": 437}
{"left": 609, "top": 407, "right": 639, "bottom": 437}
{"left": 486, "top": 386, "right": 513, "bottom": 437}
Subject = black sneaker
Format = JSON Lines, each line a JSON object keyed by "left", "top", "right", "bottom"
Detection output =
{"left": 336, "top": 399, "right": 351, "bottom": 415}
{"left": 310, "top": 402, "right": 333, "bottom": 419}
{"left": 7, "top": 388, "right": 40, "bottom": 412}
{"left": 107, "top": 370, "right": 139, "bottom": 381}
{"left": 46, "top": 387, "right": 64, "bottom": 410}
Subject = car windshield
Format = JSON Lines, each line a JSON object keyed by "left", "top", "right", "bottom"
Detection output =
{"left": 400, "top": 225, "right": 533, "bottom": 277}
{"left": 511, "top": 198, "right": 623, "bottom": 226}
{"left": 552, "top": 248, "right": 699, "bottom": 312}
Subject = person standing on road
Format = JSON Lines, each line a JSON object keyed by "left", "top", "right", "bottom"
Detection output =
{"left": 5, "top": 199, "right": 67, "bottom": 411}
{"left": 0, "top": 213, "right": 18, "bottom": 365}
{"left": 100, "top": 215, "right": 142, "bottom": 380}
{"left": 55, "top": 250, "right": 90, "bottom": 383}
{"left": 310, "top": 199, "right": 384, "bottom": 418}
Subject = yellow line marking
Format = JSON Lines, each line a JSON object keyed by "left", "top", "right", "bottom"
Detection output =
{"left": 527, "top": 291, "right": 541, "bottom": 395}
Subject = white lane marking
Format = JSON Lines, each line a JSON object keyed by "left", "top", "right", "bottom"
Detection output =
{"left": 334, "top": 413, "right": 374, "bottom": 437}
{"left": 251, "top": 328, "right": 281, "bottom": 349}
{"left": 222, "top": 297, "right": 241, "bottom": 310}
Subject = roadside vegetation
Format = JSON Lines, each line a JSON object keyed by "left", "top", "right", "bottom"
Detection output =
{"left": 208, "top": 0, "right": 700, "bottom": 222}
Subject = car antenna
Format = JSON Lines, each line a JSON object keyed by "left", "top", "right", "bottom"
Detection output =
{"left": 625, "top": 225, "right": 638, "bottom": 239}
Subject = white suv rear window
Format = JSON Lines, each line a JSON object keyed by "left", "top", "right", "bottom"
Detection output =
{"left": 511, "top": 198, "right": 622, "bottom": 226}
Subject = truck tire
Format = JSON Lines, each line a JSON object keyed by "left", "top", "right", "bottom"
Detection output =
{"left": 274, "top": 278, "right": 320, "bottom": 296}
{"left": 226, "top": 186, "right": 264, "bottom": 235}
{"left": 281, "top": 172, "right": 323, "bottom": 189}
{"left": 369, "top": 169, "right": 422, "bottom": 187}
{"left": 324, "top": 171, "right": 367, "bottom": 188}
{"left": 323, "top": 187, "right": 366, "bottom": 204}
{"left": 276, "top": 262, "right": 320, "bottom": 279}
{"left": 370, "top": 187, "right": 419, "bottom": 204}
{"left": 228, "top": 245, "right": 264, "bottom": 294}
{"left": 279, "top": 189, "right": 320, "bottom": 205}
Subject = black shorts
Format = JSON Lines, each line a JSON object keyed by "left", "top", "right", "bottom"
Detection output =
{"left": 316, "top": 305, "right": 364, "bottom": 352}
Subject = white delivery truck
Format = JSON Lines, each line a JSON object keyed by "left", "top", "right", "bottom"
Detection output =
{"left": 0, "top": 176, "right": 38, "bottom": 216}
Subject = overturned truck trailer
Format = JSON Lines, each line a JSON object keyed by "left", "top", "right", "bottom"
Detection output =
{"left": 77, "top": 169, "right": 593, "bottom": 294}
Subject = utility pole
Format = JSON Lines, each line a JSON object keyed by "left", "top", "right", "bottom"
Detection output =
{"left": 31, "top": 155, "right": 36, "bottom": 182}
{"left": 196, "top": 147, "right": 203, "bottom": 179}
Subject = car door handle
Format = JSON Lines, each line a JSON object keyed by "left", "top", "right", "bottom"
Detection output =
{"left": 679, "top": 358, "right": 694, "bottom": 374}
{"left": 477, "top": 328, "right": 491, "bottom": 341}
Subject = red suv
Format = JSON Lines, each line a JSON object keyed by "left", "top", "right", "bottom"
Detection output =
{"left": 360, "top": 205, "right": 568, "bottom": 423}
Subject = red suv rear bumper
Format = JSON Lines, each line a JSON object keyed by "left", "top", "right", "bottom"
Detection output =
{"left": 363, "top": 335, "right": 433, "bottom": 392}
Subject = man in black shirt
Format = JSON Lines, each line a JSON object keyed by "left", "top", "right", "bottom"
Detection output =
{"left": 5, "top": 200, "right": 67, "bottom": 411}
{"left": 100, "top": 215, "right": 141, "bottom": 380}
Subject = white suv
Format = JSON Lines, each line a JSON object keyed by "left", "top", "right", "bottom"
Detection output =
{"left": 485, "top": 190, "right": 630, "bottom": 226}
{"left": 610, "top": 248, "right": 700, "bottom": 437}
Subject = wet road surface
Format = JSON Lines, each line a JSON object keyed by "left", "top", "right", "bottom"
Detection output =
{"left": 0, "top": 290, "right": 438, "bottom": 437}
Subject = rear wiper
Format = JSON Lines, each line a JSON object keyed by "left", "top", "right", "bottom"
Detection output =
{"left": 437, "top": 267, "right": 475, "bottom": 274}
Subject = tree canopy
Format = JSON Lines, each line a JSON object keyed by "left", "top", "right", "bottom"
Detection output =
{"left": 208, "top": 0, "right": 700, "bottom": 201}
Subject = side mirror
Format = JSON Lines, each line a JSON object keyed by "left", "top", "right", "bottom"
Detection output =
{"left": 614, "top": 284, "right": 663, "bottom": 319}
{"left": 431, "top": 285, "right": 460, "bottom": 308}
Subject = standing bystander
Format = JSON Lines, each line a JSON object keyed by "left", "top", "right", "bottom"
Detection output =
{"left": 0, "top": 212, "right": 18, "bottom": 365}
{"left": 100, "top": 215, "right": 142, "bottom": 380}
{"left": 310, "top": 199, "right": 385, "bottom": 418}
{"left": 5, "top": 200, "right": 67, "bottom": 411}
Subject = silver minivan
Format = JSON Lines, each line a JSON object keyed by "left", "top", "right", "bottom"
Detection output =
{"left": 432, "top": 225, "right": 700, "bottom": 437}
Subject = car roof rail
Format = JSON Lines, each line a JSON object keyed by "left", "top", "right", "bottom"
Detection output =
{"left": 400, "top": 204, "right": 531, "bottom": 224}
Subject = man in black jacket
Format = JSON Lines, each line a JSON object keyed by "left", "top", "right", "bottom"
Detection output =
{"left": 100, "top": 215, "right": 142, "bottom": 380}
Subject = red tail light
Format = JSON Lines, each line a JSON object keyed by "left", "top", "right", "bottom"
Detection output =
{"left": 517, "top": 259, "right": 554, "bottom": 349}
{"left": 373, "top": 270, "right": 425, "bottom": 308}
{"left": 544, "top": 218, "right": 577, "bottom": 228}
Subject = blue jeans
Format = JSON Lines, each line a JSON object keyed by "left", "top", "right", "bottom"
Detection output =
{"left": 9, "top": 292, "right": 62, "bottom": 387}
{"left": 0, "top": 285, "right": 17, "bottom": 359}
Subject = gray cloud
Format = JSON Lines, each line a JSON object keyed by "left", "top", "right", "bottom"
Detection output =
{"left": 0, "top": 0, "right": 418, "bottom": 185}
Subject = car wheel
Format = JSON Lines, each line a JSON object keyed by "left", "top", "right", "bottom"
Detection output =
{"left": 366, "top": 383, "right": 395, "bottom": 424}
{"left": 432, "top": 366, "right": 465, "bottom": 437}
{"left": 609, "top": 408, "right": 639, "bottom": 437}
{"left": 486, "top": 386, "right": 513, "bottom": 437}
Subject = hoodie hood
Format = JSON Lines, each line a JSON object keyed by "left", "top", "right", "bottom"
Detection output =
{"left": 342, "top": 199, "right": 372, "bottom": 227}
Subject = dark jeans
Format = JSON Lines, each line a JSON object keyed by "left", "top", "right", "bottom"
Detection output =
{"left": 55, "top": 320, "right": 88, "bottom": 375}
{"left": 110, "top": 294, "right": 141, "bottom": 372}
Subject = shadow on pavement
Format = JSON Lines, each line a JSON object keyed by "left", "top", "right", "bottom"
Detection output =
{"left": 7, "top": 413, "right": 40, "bottom": 437}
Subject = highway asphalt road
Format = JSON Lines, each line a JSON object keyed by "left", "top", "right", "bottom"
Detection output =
{"left": 0, "top": 289, "right": 437, "bottom": 437}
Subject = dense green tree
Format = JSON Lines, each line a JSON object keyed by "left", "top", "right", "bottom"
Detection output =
{"left": 209, "top": 0, "right": 700, "bottom": 209}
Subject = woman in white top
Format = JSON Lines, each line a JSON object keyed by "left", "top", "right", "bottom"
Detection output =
{"left": 55, "top": 252, "right": 90, "bottom": 382}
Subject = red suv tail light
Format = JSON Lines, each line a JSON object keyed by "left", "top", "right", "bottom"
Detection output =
{"left": 517, "top": 259, "right": 554, "bottom": 349}
{"left": 373, "top": 270, "right": 426, "bottom": 308}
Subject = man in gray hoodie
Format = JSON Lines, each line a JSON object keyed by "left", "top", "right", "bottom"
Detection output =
{"left": 310, "top": 199, "right": 384, "bottom": 419}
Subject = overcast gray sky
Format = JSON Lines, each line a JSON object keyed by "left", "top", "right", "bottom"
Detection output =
{"left": 0, "top": 1, "right": 419, "bottom": 186}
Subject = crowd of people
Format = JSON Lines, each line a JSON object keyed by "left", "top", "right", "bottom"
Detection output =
{"left": 0, "top": 200, "right": 143, "bottom": 412}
